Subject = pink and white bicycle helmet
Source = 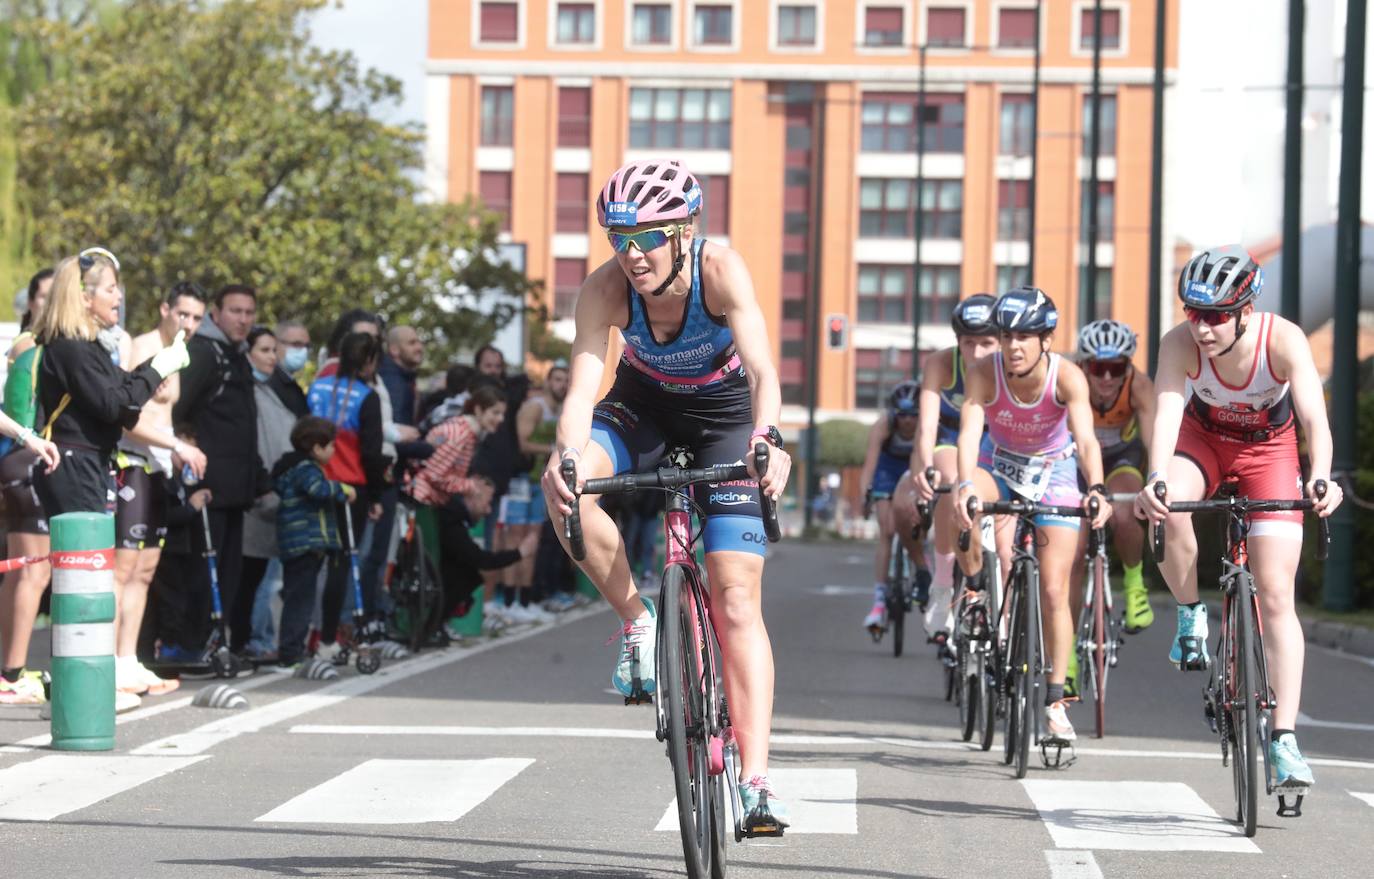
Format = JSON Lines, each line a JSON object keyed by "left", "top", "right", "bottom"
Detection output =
{"left": 596, "top": 159, "right": 703, "bottom": 228}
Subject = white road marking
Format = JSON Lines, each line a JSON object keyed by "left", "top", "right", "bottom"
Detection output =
{"left": 131, "top": 605, "right": 606, "bottom": 758}
{"left": 816, "top": 585, "right": 873, "bottom": 596}
{"left": 0, "top": 673, "right": 282, "bottom": 754}
{"left": 1044, "top": 850, "right": 1104, "bottom": 879}
{"left": 0, "top": 755, "right": 208, "bottom": 821}
{"left": 284, "top": 724, "right": 1374, "bottom": 770}
{"left": 255, "top": 758, "right": 533, "bottom": 824}
{"left": 1297, "top": 711, "right": 1374, "bottom": 734}
{"left": 1021, "top": 780, "right": 1260, "bottom": 853}
{"left": 656, "top": 768, "right": 857, "bottom": 834}
{"left": 1349, "top": 791, "right": 1374, "bottom": 809}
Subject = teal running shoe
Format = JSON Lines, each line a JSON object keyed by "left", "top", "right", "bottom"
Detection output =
{"left": 1169, "top": 603, "right": 1210, "bottom": 670}
{"left": 1270, "top": 733, "right": 1315, "bottom": 790}
{"left": 612, "top": 597, "right": 656, "bottom": 697}
{"left": 739, "top": 775, "right": 789, "bottom": 834}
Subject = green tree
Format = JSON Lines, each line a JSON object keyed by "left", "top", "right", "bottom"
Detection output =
{"left": 14, "top": 0, "right": 530, "bottom": 357}
{"left": 817, "top": 419, "right": 870, "bottom": 468}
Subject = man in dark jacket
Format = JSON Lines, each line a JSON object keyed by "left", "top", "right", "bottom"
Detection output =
{"left": 379, "top": 325, "right": 423, "bottom": 428}
{"left": 172, "top": 284, "right": 265, "bottom": 650}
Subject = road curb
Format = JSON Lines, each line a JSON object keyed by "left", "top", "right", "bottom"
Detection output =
{"left": 1301, "top": 616, "right": 1374, "bottom": 659}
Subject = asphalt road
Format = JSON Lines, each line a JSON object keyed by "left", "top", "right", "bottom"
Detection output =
{"left": 2, "top": 541, "right": 1372, "bottom": 879}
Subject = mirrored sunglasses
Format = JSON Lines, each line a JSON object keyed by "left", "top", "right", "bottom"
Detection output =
{"left": 1184, "top": 306, "right": 1235, "bottom": 327}
{"left": 605, "top": 224, "right": 682, "bottom": 254}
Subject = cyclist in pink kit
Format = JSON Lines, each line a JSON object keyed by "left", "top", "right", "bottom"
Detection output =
{"left": 955, "top": 287, "right": 1110, "bottom": 744}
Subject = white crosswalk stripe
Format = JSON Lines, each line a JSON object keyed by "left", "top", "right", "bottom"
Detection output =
{"left": 255, "top": 758, "right": 533, "bottom": 824}
{"left": 1021, "top": 780, "right": 1261, "bottom": 853}
{"left": 1349, "top": 791, "right": 1374, "bottom": 809}
{"left": 0, "top": 755, "right": 209, "bottom": 821}
{"left": 656, "top": 768, "right": 857, "bottom": 834}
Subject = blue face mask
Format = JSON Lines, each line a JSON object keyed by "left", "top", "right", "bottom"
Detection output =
{"left": 282, "top": 346, "right": 308, "bottom": 375}
{"left": 251, "top": 366, "right": 271, "bottom": 383}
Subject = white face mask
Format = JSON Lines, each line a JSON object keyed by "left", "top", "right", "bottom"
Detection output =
{"left": 282, "top": 346, "right": 309, "bottom": 375}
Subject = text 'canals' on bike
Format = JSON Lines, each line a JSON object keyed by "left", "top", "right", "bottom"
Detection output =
{"left": 1151, "top": 479, "right": 1329, "bottom": 837}
{"left": 562, "top": 444, "right": 782, "bottom": 879}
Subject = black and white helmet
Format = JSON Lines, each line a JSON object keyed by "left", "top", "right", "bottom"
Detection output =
{"left": 1078, "top": 320, "right": 1137, "bottom": 360}
{"left": 995, "top": 286, "right": 1058, "bottom": 334}
{"left": 1177, "top": 245, "right": 1263, "bottom": 311}
{"left": 951, "top": 294, "right": 998, "bottom": 336}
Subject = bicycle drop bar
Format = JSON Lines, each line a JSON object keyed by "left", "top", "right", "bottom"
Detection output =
{"left": 1150, "top": 479, "right": 1330, "bottom": 564}
{"left": 957, "top": 494, "right": 1100, "bottom": 552}
{"left": 562, "top": 443, "right": 782, "bottom": 561}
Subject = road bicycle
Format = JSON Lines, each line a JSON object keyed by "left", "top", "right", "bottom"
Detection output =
{"left": 953, "top": 492, "right": 1003, "bottom": 751}
{"left": 383, "top": 495, "right": 446, "bottom": 653}
{"left": 1152, "top": 479, "right": 1328, "bottom": 837}
{"left": 865, "top": 493, "right": 932, "bottom": 658}
{"left": 1075, "top": 497, "right": 1124, "bottom": 739}
{"left": 962, "top": 495, "right": 1098, "bottom": 777}
{"left": 563, "top": 444, "right": 781, "bottom": 879}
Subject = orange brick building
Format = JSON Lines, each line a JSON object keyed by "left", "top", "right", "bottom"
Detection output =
{"left": 425, "top": 0, "right": 1178, "bottom": 424}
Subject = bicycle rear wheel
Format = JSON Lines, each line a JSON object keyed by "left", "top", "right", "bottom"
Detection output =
{"left": 889, "top": 578, "right": 906, "bottom": 658}
{"left": 1231, "top": 574, "right": 1259, "bottom": 838}
{"left": 660, "top": 565, "right": 716, "bottom": 878}
{"left": 398, "top": 534, "right": 443, "bottom": 653}
{"left": 1002, "top": 585, "right": 1021, "bottom": 767}
{"left": 1089, "top": 552, "right": 1109, "bottom": 738}
{"left": 958, "top": 626, "right": 976, "bottom": 742}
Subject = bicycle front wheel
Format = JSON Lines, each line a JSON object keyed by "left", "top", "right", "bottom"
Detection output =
{"left": 660, "top": 565, "right": 716, "bottom": 878}
{"left": 889, "top": 579, "right": 906, "bottom": 658}
{"left": 1089, "top": 552, "right": 1109, "bottom": 738}
{"left": 1231, "top": 574, "right": 1260, "bottom": 838}
{"left": 1016, "top": 561, "right": 1041, "bottom": 780}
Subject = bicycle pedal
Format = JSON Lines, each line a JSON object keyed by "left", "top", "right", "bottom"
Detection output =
{"left": 867, "top": 626, "right": 885, "bottom": 642}
{"left": 742, "top": 810, "right": 786, "bottom": 838}
{"left": 624, "top": 690, "right": 654, "bottom": 706}
{"left": 1040, "top": 740, "right": 1077, "bottom": 770}
{"left": 1276, "top": 793, "right": 1304, "bottom": 818}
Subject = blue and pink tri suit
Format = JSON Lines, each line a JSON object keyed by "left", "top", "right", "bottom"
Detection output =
{"left": 977, "top": 352, "right": 1083, "bottom": 530}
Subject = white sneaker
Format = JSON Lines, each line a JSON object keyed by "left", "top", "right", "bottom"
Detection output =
{"left": 116, "top": 657, "right": 150, "bottom": 696}
{"left": 521, "top": 603, "right": 556, "bottom": 624}
{"left": 115, "top": 690, "right": 142, "bottom": 713}
{"left": 863, "top": 602, "right": 886, "bottom": 631}
{"left": 314, "top": 641, "right": 343, "bottom": 664}
{"left": 1044, "top": 699, "right": 1077, "bottom": 743}
{"left": 481, "top": 607, "right": 510, "bottom": 636}
{"left": 135, "top": 662, "right": 180, "bottom": 696}
{"left": 504, "top": 603, "right": 537, "bottom": 625}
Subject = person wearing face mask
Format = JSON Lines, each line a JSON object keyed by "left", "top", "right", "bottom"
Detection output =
{"left": 33, "top": 249, "right": 187, "bottom": 519}
{"left": 307, "top": 331, "right": 386, "bottom": 661}
{"left": 239, "top": 326, "right": 306, "bottom": 659}
{"left": 271, "top": 319, "right": 312, "bottom": 404}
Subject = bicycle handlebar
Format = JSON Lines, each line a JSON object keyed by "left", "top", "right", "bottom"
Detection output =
{"left": 956, "top": 493, "right": 1101, "bottom": 552}
{"left": 561, "top": 443, "right": 782, "bottom": 562}
{"left": 1150, "top": 480, "right": 1330, "bottom": 563}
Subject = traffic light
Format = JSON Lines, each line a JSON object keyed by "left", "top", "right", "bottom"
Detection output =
{"left": 825, "top": 314, "right": 848, "bottom": 351}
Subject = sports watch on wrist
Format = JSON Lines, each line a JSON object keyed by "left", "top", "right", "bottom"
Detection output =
{"left": 750, "top": 425, "right": 785, "bottom": 451}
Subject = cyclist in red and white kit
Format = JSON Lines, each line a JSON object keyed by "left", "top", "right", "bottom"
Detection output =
{"left": 1136, "top": 245, "right": 1342, "bottom": 792}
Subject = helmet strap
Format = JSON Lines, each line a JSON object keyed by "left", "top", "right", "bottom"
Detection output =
{"left": 1213, "top": 312, "right": 1246, "bottom": 359}
{"left": 647, "top": 233, "right": 688, "bottom": 297}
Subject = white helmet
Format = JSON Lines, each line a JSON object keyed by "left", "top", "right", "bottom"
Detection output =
{"left": 1077, "top": 319, "right": 1137, "bottom": 360}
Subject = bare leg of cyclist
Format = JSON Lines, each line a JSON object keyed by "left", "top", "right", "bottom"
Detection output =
{"left": 1248, "top": 533, "right": 1304, "bottom": 731}
{"left": 873, "top": 498, "right": 894, "bottom": 587}
{"left": 542, "top": 443, "right": 644, "bottom": 621}
{"left": 1156, "top": 457, "right": 1207, "bottom": 603}
{"left": 706, "top": 551, "right": 773, "bottom": 779}
{"left": 0, "top": 533, "right": 50, "bottom": 673}
{"left": 891, "top": 478, "right": 924, "bottom": 565}
{"left": 1037, "top": 526, "right": 1079, "bottom": 690}
{"left": 927, "top": 448, "right": 958, "bottom": 625}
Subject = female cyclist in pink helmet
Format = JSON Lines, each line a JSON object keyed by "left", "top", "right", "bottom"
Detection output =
{"left": 544, "top": 158, "right": 794, "bottom": 832}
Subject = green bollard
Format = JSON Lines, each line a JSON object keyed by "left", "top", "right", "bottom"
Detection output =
{"left": 49, "top": 512, "right": 117, "bottom": 751}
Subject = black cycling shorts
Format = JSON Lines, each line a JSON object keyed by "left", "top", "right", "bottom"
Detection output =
{"left": 115, "top": 464, "right": 168, "bottom": 550}
{"left": 588, "top": 370, "right": 766, "bottom": 556}
{"left": 0, "top": 448, "right": 47, "bottom": 536}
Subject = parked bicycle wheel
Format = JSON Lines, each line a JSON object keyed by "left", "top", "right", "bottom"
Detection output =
{"left": 397, "top": 535, "right": 444, "bottom": 654}
{"left": 660, "top": 564, "right": 718, "bottom": 878}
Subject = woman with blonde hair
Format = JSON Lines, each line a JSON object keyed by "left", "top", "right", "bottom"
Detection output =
{"left": 32, "top": 248, "right": 189, "bottom": 518}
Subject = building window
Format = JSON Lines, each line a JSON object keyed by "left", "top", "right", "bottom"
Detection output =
{"left": 479, "top": 1, "right": 519, "bottom": 42}
{"left": 558, "top": 86, "right": 591, "bottom": 147}
{"left": 480, "top": 171, "right": 512, "bottom": 232}
{"left": 999, "top": 93, "right": 1033, "bottom": 155}
{"left": 861, "top": 92, "right": 964, "bottom": 154}
{"left": 1079, "top": 180, "right": 1115, "bottom": 240}
{"left": 864, "top": 6, "right": 904, "bottom": 46}
{"left": 857, "top": 265, "right": 911, "bottom": 323}
{"left": 1082, "top": 93, "right": 1117, "bottom": 157}
{"left": 554, "top": 258, "right": 585, "bottom": 319}
{"left": 628, "top": 87, "right": 732, "bottom": 149}
{"left": 694, "top": 4, "right": 733, "bottom": 46}
{"left": 1080, "top": 7, "right": 1122, "bottom": 50}
{"left": 858, "top": 178, "right": 963, "bottom": 239}
{"left": 632, "top": 3, "right": 672, "bottom": 44}
{"left": 556, "top": 173, "right": 587, "bottom": 233}
{"left": 998, "top": 180, "right": 1030, "bottom": 241}
{"left": 480, "top": 85, "right": 514, "bottom": 147}
{"left": 918, "top": 266, "right": 961, "bottom": 323}
{"left": 996, "top": 264, "right": 1030, "bottom": 291}
{"left": 998, "top": 7, "right": 1036, "bottom": 48}
{"left": 777, "top": 4, "right": 817, "bottom": 47}
{"left": 555, "top": 3, "right": 596, "bottom": 44}
{"left": 1079, "top": 265, "right": 1113, "bottom": 322}
{"left": 926, "top": 7, "right": 966, "bottom": 48}
{"left": 856, "top": 348, "right": 915, "bottom": 409}
{"left": 698, "top": 175, "right": 730, "bottom": 237}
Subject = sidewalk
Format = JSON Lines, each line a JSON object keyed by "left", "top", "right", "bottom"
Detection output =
{"left": 1301, "top": 613, "right": 1374, "bottom": 659}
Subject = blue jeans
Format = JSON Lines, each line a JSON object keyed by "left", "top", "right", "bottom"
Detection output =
{"left": 247, "top": 557, "right": 281, "bottom": 655}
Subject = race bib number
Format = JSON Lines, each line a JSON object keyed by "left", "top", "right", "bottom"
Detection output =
{"left": 992, "top": 447, "right": 1054, "bottom": 502}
